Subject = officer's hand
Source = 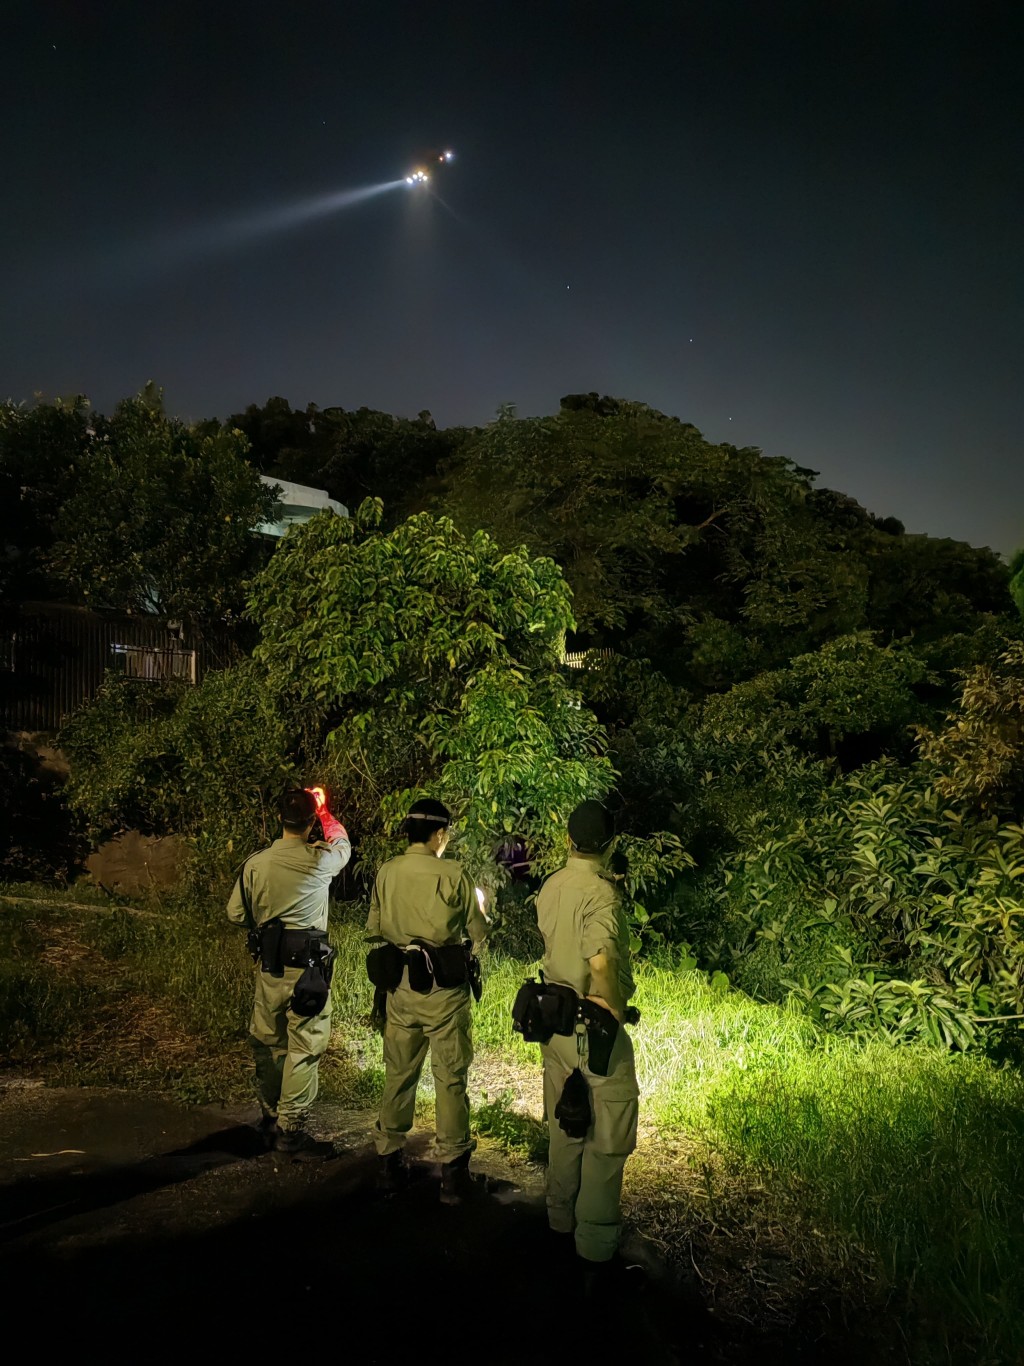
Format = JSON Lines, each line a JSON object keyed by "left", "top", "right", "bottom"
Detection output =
{"left": 306, "top": 785, "right": 330, "bottom": 816}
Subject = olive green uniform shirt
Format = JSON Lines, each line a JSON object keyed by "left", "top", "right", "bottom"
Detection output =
{"left": 227, "top": 834, "right": 351, "bottom": 932}
{"left": 536, "top": 853, "right": 634, "bottom": 1003}
{"left": 366, "top": 844, "right": 488, "bottom": 948}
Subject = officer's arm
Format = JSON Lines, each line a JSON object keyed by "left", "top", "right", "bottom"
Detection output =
{"left": 226, "top": 870, "right": 249, "bottom": 926}
{"left": 462, "top": 872, "right": 490, "bottom": 949}
{"left": 582, "top": 884, "right": 626, "bottom": 1021}
{"left": 587, "top": 952, "right": 627, "bottom": 1023}
{"left": 366, "top": 875, "right": 382, "bottom": 938}
{"left": 314, "top": 831, "right": 352, "bottom": 879}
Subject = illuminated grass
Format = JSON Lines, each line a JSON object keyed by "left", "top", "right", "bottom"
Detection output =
{"left": 3, "top": 899, "right": 1023, "bottom": 1359}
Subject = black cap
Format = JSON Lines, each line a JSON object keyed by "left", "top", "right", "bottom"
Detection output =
{"left": 280, "top": 788, "right": 316, "bottom": 831}
{"left": 567, "top": 800, "right": 614, "bottom": 853}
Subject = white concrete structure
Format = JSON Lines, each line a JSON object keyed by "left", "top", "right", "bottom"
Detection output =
{"left": 258, "top": 476, "right": 348, "bottom": 538}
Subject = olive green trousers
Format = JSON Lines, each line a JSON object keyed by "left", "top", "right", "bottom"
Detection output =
{"left": 249, "top": 965, "right": 332, "bottom": 1132}
{"left": 374, "top": 981, "right": 475, "bottom": 1163}
{"left": 541, "top": 1026, "right": 639, "bottom": 1262}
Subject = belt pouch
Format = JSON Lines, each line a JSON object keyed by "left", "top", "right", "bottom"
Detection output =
{"left": 405, "top": 946, "right": 434, "bottom": 994}
{"left": 366, "top": 942, "right": 404, "bottom": 990}
{"left": 290, "top": 961, "right": 330, "bottom": 1017}
{"left": 429, "top": 942, "right": 469, "bottom": 989}
{"left": 555, "top": 1067, "right": 592, "bottom": 1138}
{"left": 259, "top": 920, "right": 285, "bottom": 976}
{"left": 512, "top": 979, "right": 550, "bottom": 1042}
{"left": 540, "top": 983, "right": 578, "bottom": 1037}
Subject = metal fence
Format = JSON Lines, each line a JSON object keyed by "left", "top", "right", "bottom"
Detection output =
{"left": 1, "top": 602, "right": 232, "bottom": 733}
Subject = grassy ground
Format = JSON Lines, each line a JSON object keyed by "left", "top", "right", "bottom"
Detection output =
{"left": 2, "top": 884, "right": 1022, "bottom": 1363}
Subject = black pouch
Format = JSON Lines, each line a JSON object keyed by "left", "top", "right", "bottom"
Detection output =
{"left": 405, "top": 944, "right": 435, "bottom": 994}
{"left": 512, "top": 979, "right": 549, "bottom": 1042}
{"left": 430, "top": 942, "right": 470, "bottom": 989}
{"left": 512, "top": 979, "right": 578, "bottom": 1043}
{"left": 366, "top": 942, "right": 404, "bottom": 990}
{"left": 290, "top": 962, "right": 330, "bottom": 1017}
{"left": 579, "top": 998, "right": 619, "bottom": 1077}
{"left": 258, "top": 920, "right": 285, "bottom": 976}
{"left": 555, "top": 1067, "right": 592, "bottom": 1138}
{"left": 539, "top": 983, "right": 578, "bottom": 1038}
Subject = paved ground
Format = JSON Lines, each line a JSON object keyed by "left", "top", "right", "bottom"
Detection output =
{"left": 0, "top": 1080, "right": 726, "bottom": 1362}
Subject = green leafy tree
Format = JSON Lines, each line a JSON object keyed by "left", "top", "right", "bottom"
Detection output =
{"left": 49, "top": 387, "right": 279, "bottom": 625}
{"left": 229, "top": 398, "right": 467, "bottom": 524}
{"left": 250, "top": 499, "right": 614, "bottom": 885}
{"left": 435, "top": 395, "right": 877, "bottom": 684}
{"left": 700, "top": 633, "right": 927, "bottom": 764}
{"left": 0, "top": 395, "right": 93, "bottom": 604}
{"left": 917, "top": 641, "right": 1024, "bottom": 811}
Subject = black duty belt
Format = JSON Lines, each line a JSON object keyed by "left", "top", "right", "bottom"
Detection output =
{"left": 279, "top": 928, "right": 328, "bottom": 967}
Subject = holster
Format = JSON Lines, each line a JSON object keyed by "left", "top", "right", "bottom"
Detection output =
{"left": 579, "top": 998, "right": 619, "bottom": 1077}
{"left": 258, "top": 920, "right": 285, "bottom": 976}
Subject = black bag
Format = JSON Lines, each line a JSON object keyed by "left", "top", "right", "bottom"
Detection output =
{"left": 290, "top": 943, "right": 336, "bottom": 1018}
{"left": 555, "top": 1067, "right": 592, "bottom": 1138}
{"left": 366, "top": 942, "right": 404, "bottom": 990}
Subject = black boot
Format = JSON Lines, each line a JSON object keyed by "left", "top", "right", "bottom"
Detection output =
{"left": 439, "top": 1151, "right": 473, "bottom": 1205}
{"left": 258, "top": 1114, "right": 279, "bottom": 1149}
{"left": 377, "top": 1149, "right": 408, "bottom": 1193}
{"left": 273, "top": 1127, "right": 335, "bottom": 1160}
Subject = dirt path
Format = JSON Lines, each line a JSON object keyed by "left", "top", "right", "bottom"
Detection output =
{"left": 1, "top": 1079, "right": 742, "bottom": 1361}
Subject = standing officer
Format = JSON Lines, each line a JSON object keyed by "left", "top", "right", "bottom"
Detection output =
{"left": 227, "top": 786, "right": 350, "bottom": 1157}
{"left": 367, "top": 798, "right": 489, "bottom": 1202}
{"left": 535, "top": 799, "right": 639, "bottom": 1267}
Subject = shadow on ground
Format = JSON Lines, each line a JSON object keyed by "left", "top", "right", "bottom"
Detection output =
{"left": 0, "top": 1084, "right": 877, "bottom": 1362}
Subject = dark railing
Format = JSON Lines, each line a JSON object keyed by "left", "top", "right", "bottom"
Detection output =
{"left": 1, "top": 602, "right": 234, "bottom": 733}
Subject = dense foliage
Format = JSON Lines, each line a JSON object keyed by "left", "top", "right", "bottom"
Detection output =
{"left": 1, "top": 386, "right": 278, "bottom": 625}
{"left": 13, "top": 386, "right": 1024, "bottom": 1056}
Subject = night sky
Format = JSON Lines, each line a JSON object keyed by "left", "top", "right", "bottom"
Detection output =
{"left": 4, "top": 1, "right": 1022, "bottom": 553}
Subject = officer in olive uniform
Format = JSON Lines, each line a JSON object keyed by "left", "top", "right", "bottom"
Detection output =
{"left": 227, "top": 787, "right": 350, "bottom": 1156}
{"left": 536, "top": 800, "right": 639, "bottom": 1263}
{"left": 367, "top": 798, "right": 489, "bottom": 1202}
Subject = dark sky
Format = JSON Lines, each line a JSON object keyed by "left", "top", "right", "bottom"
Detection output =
{"left": 3, "top": 1, "right": 1022, "bottom": 552}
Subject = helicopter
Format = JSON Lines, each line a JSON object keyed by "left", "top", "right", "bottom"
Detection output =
{"left": 405, "top": 149, "right": 454, "bottom": 185}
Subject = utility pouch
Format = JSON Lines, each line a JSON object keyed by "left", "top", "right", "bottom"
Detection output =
{"left": 258, "top": 920, "right": 285, "bottom": 976}
{"left": 512, "top": 979, "right": 549, "bottom": 1042}
{"left": 579, "top": 998, "right": 619, "bottom": 1077}
{"left": 430, "top": 942, "right": 470, "bottom": 990}
{"left": 366, "top": 942, "right": 404, "bottom": 990}
{"left": 539, "top": 982, "right": 578, "bottom": 1038}
{"left": 405, "top": 943, "right": 435, "bottom": 994}
{"left": 290, "top": 961, "right": 330, "bottom": 1017}
{"left": 512, "top": 979, "right": 576, "bottom": 1042}
{"left": 555, "top": 1067, "right": 592, "bottom": 1138}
